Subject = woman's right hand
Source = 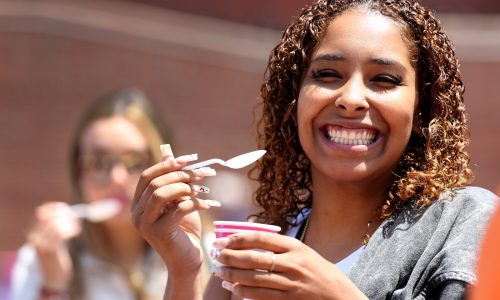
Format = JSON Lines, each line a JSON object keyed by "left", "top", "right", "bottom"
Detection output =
{"left": 27, "top": 202, "right": 81, "bottom": 290}
{"left": 131, "top": 157, "right": 218, "bottom": 278}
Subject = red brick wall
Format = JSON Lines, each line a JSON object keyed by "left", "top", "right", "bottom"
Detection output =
{"left": 133, "top": 0, "right": 500, "bottom": 29}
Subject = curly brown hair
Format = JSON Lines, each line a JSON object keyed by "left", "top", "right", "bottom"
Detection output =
{"left": 250, "top": 0, "right": 473, "bottom": 232}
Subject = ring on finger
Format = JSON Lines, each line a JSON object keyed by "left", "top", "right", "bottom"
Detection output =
{"left": 268, "top": 251, "right": 276, "bottom": 273}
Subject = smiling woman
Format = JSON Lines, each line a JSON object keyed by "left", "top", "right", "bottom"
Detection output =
{"left": 130, "top": 1, "right": 498, "bottom": 300}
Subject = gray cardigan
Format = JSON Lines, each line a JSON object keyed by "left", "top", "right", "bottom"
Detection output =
{"left": 349, "top": 186, "right": 498, "bottom": 299}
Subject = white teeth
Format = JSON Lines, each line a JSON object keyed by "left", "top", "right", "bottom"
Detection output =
{"left": 326, "top": 128, "right": 376, "bottom": 145}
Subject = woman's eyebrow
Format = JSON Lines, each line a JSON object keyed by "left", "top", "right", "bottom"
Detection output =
{"left": 312, "top": 55, "right": 405, "bottom": 67}
{"left": 311, "top": 53, "right": 345, "bottom": 63}
{"left": 369, "top": 58, "right": 406, "bottom": 70}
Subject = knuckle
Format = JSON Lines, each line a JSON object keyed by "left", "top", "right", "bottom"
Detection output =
{"left": 151, "top": 190, "right": 164, "bottom": 202}
{"left": 139, "top": 170, "right": 150, "bottom": 182}
{"left": 149, "top": 178, "right": 163, "bottom": 190}
{"left": 175, "top": 170, "right": 189, "bottom": 181}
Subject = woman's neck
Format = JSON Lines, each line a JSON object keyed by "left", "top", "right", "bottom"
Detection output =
{"left": 103, "top": 223, "right": 146, "bottom": 266}
{"left": 303, "top": 171, "right": 388, "bottom": 262}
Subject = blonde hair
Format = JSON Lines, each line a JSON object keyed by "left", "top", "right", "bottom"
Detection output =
{"left": 68, "top": 88, "right": 172, "bottom": 299}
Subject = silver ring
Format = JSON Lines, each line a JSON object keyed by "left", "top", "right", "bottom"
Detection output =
{"left": 268, "top": 252, "right": 276, "bottom": 273}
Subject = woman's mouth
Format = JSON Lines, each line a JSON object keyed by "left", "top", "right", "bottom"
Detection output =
{"left": 323, "top": 125, "right": 378, "bottom": 146}
{"left": 108, "top": 194, "right": 130, "bottom": 206}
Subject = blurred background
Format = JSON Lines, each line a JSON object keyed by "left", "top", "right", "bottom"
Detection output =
{"left": 0, "top": 0, "right": 499, "bottom": 254}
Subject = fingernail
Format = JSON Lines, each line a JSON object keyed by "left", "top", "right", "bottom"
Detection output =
{"left": 191, "top": 184, "right": 210, "bottom": 193}
{"left": 209, "top": 264, "right": 223, "bottom": 276}
{"left": 192, "top": 167, "right": 216, "bottom": 176}
{"left": 213, "top": 237, "right": 229, "bottom": 249}
{"left": 204, "top": 200, "right": 221, "bottom": 207}
{"left": 221, "top": 281, "right": 234, "bottom": 292}
{"left": 176, "top": 154, "right": 198, "bottom": 163}
{"left": 209, "top": 263, "right": 220, "bottom": 275}
{"left": 160, "top": 144, "right": 174, "bottom": 158}
{"left": 210, "top": 248, "right": 221, "bottom": 259}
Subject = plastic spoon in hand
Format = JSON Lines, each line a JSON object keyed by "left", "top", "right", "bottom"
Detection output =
{"left": 71, "top": 199, "right": 122, "bottom": 222}
{"left": 181, "top": 150, "right": 266, "bottom": 171}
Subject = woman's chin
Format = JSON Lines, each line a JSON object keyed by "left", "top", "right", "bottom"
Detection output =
{"left": 103, "top": 211, "right": 132, "bottom": 227}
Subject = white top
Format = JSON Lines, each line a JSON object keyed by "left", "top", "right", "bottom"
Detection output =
{"left": 286, "top": 208, "right": 363, "bottom": 274}
{"left": 10, "top": 244, "right": 167, "bottom": 300}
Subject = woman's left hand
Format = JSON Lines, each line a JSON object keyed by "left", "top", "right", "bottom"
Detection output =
{"left": 210, "top": 232, "right": 367, "bottom": 300}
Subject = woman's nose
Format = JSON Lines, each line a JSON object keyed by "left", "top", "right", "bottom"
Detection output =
{"left": 108, "top": 163, "right": 130, "bottom": 186}
{"left": 334, "top": 77, "right": 369, "bottom": 113}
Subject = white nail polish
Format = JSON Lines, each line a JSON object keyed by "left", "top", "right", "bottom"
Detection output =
{"left": 192, "top": 167, "right": 216, "bottom": 176}
{"left": 221, "top": 281, "right": 234, "bottom": 292}
{"left": 204, "top": 200, "right": 221, "bottom": 207}
{"left": 213, "top": 237, "right": 229, "bottom": 249}
{"left": 210, "top": 264, "right": 223, "bottom": 276}
{"left": 210, "top": 248, "right": 221, "bottom": 260}
{"left": 176, "top": 154, "right": 198, "bottom": 163}
{"left": 160, "top": 144, "right": 174, "bottom": 158}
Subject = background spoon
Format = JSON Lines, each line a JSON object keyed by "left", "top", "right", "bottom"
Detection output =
{"left": 71, "top": 198, "right": 122, "bottom": 222}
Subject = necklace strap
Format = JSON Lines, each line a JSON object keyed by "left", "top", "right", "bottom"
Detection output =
{"left": 299, "top": 216, "right": 311, "bottom": 242}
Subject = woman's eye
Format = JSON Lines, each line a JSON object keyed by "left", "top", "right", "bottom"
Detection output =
{"left": 311, "top": 69, "right": 341, "bottom": 81}
{"left": 372, "top": 75, "right": 404, "bottom": 86}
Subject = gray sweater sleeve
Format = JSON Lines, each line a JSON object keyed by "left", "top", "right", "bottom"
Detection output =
{"left": 348, "top": 186, "right": 498, "bottom": 300}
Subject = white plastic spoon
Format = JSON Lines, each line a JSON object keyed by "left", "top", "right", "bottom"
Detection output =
{"left": 71, "top": 199, "right": 122, "bottom": 222}
{"left": 181, "top": 150, "right": 266, "bottom": 171}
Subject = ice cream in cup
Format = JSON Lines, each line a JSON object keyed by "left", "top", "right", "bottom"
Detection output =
{"left": 211, "top": 220, "right": 281, "bottom": 292}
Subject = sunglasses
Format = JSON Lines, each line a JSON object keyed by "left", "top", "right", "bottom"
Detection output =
{"left": 79, "top": 151, "right": 152, "bottom": 185}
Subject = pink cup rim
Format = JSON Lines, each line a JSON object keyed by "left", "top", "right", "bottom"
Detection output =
{"left": 213, "top": 221, "right": 281, "bottom": 233}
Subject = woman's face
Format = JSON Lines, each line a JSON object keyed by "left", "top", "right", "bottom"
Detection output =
{"left": 79, "top": 116, "right": 151, "bottom": 224}
{"left": 297, "top": 8, "right": 417, "bottom": 186}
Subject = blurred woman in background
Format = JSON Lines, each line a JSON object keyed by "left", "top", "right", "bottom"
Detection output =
{"left": 11, "top": 88, "right": 172, "bottom": 300}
